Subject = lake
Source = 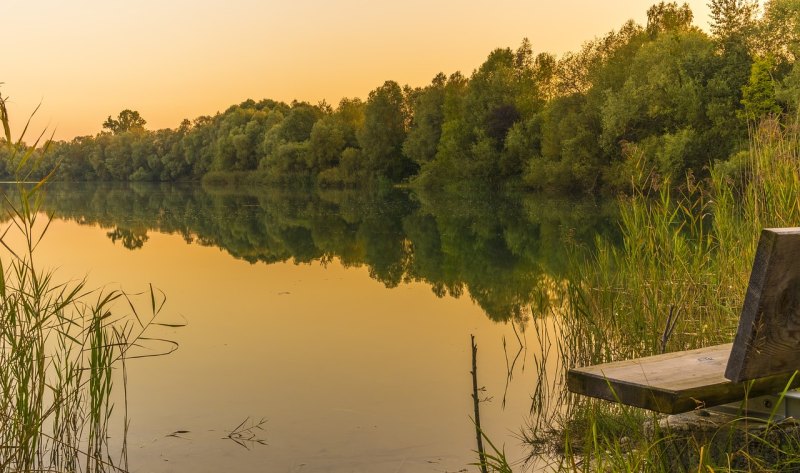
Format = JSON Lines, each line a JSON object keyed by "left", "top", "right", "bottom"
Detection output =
{"left": 13, "top": 182, "right": 618, "bottom": 472}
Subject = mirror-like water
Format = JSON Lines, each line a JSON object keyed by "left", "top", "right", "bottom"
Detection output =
{"left": 18, "top": 183, "right": 617, "bottom": 472}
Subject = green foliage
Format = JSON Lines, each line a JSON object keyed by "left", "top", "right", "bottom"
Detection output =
{"left": 709, "top": 0, "right": 759, "bottom": 48}
{"left": 278, "top": 102, "right": 323, "bottom": 143}
{"left": 403, "top": 73, "right": 447, "bottom": 166}
{"left": 761, "top": 0, "right": 800, "bottom": 64}
{"left": 316, "top": 146, "right": 367, "bottom": 187}
{"left": 740, "top": 56, "right": 781, "bottom": 121}
{"left": 777, "top": 59, "right": 800, "bottom": 111}
{"left": 426, "top": 40, "right": 545, "bottom": 185}
{"left": 540, "top": 114, "right": 800, "bottom": 472}
{"left": 524, "top": 94, "right": 602, "bottom": 192}
{"left": 357, "top": 81, "right": 416, "bottom": 182}
{"left": 0, "top": 91, "right": 177, "bottom": 472}
{"left": 645, "top": 1, "right": 694, "bottom": 37}
{"left": 334, "top": 97, "right": 365, "bottom": 146}
{"left": 601, "top": 32, "right": 708, "bottom": 146}
{"left": 102, "top": 109, "right": 147, "bottom": 134}
{"left": 308, "top": 115, "right": 346, "bottom": 171}
{"left": 212, "top": 105, "right": 271, "bottom": 171}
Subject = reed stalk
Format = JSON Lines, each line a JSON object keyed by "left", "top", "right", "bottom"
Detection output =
{"left": 0, "top": 91, "right": 174, "bottom": 472}
{"left": 536, "top": 115, "right": 800, "bottom": 471}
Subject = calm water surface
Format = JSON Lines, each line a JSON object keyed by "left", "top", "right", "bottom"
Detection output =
{"left": 26, "top": 183, "right": 616, "bottom": 472}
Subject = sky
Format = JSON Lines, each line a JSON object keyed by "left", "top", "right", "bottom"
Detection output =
{"left": 3, "top": 0, "right": 721, "bottom": 141}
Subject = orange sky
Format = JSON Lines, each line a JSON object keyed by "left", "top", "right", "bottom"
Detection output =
{"left": 4, "top": 0, "right": 722, "bottom": 141}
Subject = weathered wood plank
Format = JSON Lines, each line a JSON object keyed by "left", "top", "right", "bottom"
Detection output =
{"left": 567, "top": 344, "right": 800, "bottom": 414}
{"left": 726, "top": 228, "right": 800, "bottom": 383}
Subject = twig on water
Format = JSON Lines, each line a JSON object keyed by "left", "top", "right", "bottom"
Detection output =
{"left": 224, "top": 417, "right": 268, "bottom": 449}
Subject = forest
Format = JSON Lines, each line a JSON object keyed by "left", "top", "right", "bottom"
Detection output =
{"left": 4, "top": 0, "right": 799, "bottom": 193}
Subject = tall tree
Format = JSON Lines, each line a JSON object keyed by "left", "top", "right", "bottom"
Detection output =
{"left": 335, "top": 98, "right": 365, "bottom": 149}
{"left": 709, "top": 0, "right": 759, "bottom": 47}
{"left": 308, "top": 115, "right": 346, "bottom": 172}
{"left": 358, "top": 81, "right": 416, "bottom": 182}
{"left": 760, "top": 0, "right": 800, "bottom": 63}
{"left": 102, "top": 110, "right": 147, "bottom": 134}
{"left": 600, "top": 29, "right": 730, "bottom": 180}
{"left": 740, "top": 56, "right": 781, "bottom": 120}
{"left": 278, "top": 102, "right": 323, "bottom": 143}
{"left": 646, "top": 2, "right": 694, "bottom": 37}
{"left": 533, "top": 53, "right": 558, "bottom": 101}
{"left": 403, "top": 73, "right": 447, "bottom": 166}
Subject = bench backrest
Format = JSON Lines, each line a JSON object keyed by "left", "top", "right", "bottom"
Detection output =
{"left": 726, "top": 228, "right": 800, "bottom": 383}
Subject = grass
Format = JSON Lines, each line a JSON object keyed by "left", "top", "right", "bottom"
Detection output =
{"left": 514, "top": 116, "right": 800, "bottom": 472}
{"left": 0, "top": 91, "right": 176, "bottom": 472}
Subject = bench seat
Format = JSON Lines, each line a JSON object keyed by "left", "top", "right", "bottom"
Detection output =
{"left": 567, "top": 343, "right": 800, "bottom": 414}
{"left": 568, "top": 228, "right": 800, "bottom": 414}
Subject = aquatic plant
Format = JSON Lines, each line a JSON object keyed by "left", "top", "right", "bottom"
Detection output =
{"left": 522, "top": 115, "right": 800, "bottom": 471}
{"left": 0, "top": 91, "right": 175, "bottom": 472}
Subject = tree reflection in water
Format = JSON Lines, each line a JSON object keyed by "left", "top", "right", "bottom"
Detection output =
{"left": 31, "top": 182, "right": 618, "bottom": 323}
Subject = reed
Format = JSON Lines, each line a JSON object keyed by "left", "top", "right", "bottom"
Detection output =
{"left": 529, "top": 115, "right": 800, "bottom": 471}
{"left": 0, "top": 92, "right": 174, "bottom": 472}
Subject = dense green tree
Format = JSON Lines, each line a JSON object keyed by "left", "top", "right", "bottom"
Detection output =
{"left": 358, "top": 80, "right": 416, "bottom": 182}
{"left": 103, "top": 110, "right": 147, "bottom": 134}
{"left": 761, "top": 0, "right": 800, "bottom": 108}
{"left": 709, "top": 0, "right": 759, "bottom": 49}
{"left": 525, "top": 94, "right": 603, "bottom": 191}
{"left": 741, "top": 56, "right": 781, "bottom": 120}
{"left": 129, "top": 132, "right": 157, "bottom": 180}
{"left": 601, "top": 30, "right": 719, "bottom": 178}
{"left": 334, "top": 98, "right": 365, "bottom": 148}
{"left": 523, "top": 22, "right": 644, "bottom": 192}
{"left": 417, "top": 72, "right": 468, "bottom": 186}
{"left": 49, "top": 136, "right": 96, "bottom": 180}
{"left": 104, "top": 132, "right": 137, "bottom": 180}
{"left": 502, "top": 116, "right": 541, "bottom": 178}
{"left": 554, "top": 21, "right": 643, "bottom": 97}
{"left": 432, "top": 41, "right": 543, "bottom": 183}
{"left": 464, "top": 48, "right": 524, "bottom": 144}
{"left": 760, "top": 0, "right": 800, "bottom": 63}
{"left": 278, "top": 102, "right": 324, "bottom": 143}
{"left": 645, "top": 2, "right": 694, "bottom": 37}
{"left": 212, "top": 106, "right": 271, "bottom": 171}
{"left": 322, "top": 147, "right": 366, "bottom": 186}
{"left": 308, "top": 115, "right": 346, "bottom": 172}
{"left": 183, "top": 116, "right": 217, "bottom": 178}
{"left": 403, "top": 73, "right": 447, "bottom": 166}
{"left": 158, "top": 120, "right": 192, "bottom": 180}
{"left": 272, "top": 142, "right": 311, "bottom": 176}
{"left": 533, "top": 53, "right": 558, "bottom": 101}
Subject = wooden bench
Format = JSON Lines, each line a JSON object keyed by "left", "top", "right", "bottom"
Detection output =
{"left": 568, "top": 228, "right": 800, "bottom": 415}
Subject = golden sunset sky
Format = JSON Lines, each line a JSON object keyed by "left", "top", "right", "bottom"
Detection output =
{"left": 5, "top": 0, "right": 721, "bottom": 141}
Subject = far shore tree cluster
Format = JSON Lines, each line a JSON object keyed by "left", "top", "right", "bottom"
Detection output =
{"left": 4, "top": 0, "right": 799, "bottom": 193}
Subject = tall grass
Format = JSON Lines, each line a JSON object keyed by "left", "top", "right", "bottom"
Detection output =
{"left": 534, "top": 116, "right": 800, "bottom": 471}
{"left": 561, "top": 117, "right": 800, "bottom": 371}
{"left": 0, "top": 92, "right": 173, "bottom": 472}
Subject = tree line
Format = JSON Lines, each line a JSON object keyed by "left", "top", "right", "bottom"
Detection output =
{"left": 4, "top": 0, "right": 800, "bottom": 193}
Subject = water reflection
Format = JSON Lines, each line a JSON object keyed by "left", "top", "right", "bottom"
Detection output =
{"left": 36, "top": 182, "right": 618, "bottom": 323}
{"left": 0, "top": 182, "right": 624, "bottom": 471}
{"left": 0, "top": 185, "right": 180, "bottom": 473}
